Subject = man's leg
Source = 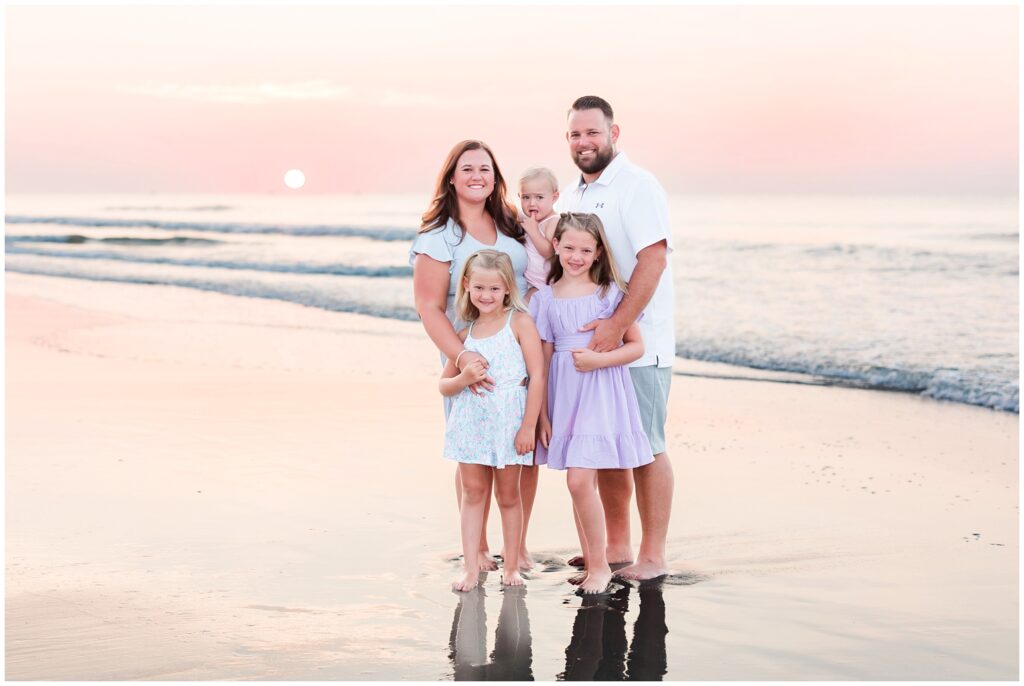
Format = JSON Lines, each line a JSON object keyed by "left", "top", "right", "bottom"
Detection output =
{"left": 619, "top": 453, "right": 673, "bottom": 579}
{"left": 616, "top": 365, "right": 673, "bottom": 580}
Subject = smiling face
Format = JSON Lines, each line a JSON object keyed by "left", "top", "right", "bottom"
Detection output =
{"left": 464, "top": 267, "right": 509, "bottom": 316}
{"left": 552, "top": 228, "right": 601, "bottom": 279}
{"left": 450, "top": 148, "right": 495, "bottom": 205}
{"left": 566, "top": 108, "right": 619, "bottom": 178}
{"left": 518, "top": 177, "right": 559, "bottom": 221}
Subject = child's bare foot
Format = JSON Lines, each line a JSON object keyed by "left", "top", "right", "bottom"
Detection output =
{"left": 502, "top": 569, "right": 525, "bottom": 587}
{"left": 478, "top": 551, "right": 499, "bottom": 572}
{"left": 569, "top": 561, "right": 627, "bottom": 585}
{"left": 519, "top": 548, "right": 534, "bottom": 571}
{"left": 452, "top": 570, "right": 481, "bottom": 592}
{"left": 579, "top": 568, "right": 613, "bottom": 595}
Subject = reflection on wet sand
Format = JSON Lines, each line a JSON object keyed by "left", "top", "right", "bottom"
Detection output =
{"left": 449, "top": 579, "right": 533, "bottom": 681}
{"left": 447, "top": 577, "right": 669, "bottom": 682}
{"left": 560, "top": 581, "right": 669, "bottom": 681}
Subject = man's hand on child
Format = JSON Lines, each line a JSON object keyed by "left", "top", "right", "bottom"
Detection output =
{"left": 579, "top": 317, "right": 626, "bottom": 353}
{"left": 570, "top": 348, "right": 602, "bottom": 372}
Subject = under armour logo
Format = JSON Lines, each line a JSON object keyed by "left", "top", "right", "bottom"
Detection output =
{"left": 594, "top": 202, "right": 605, "bottom": 209}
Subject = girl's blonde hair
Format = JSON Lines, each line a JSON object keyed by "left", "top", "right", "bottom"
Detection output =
{"left": 455, "top": 249, "right": 528, "bottom": 322}
{"left": 518, "top": 167, "right": 559, "bottom": 194}
{"left": 547, "top": 212, "right": 627, "bottom": 295}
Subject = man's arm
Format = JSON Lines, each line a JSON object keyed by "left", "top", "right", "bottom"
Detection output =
{"left": 583, "top": 239, "right": 667, "bottom": 352}
{"left": 611, "top": 239, "right": 667, "bottom": 327}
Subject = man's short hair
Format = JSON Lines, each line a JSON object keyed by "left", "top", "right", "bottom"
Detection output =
{"left": 569, "top": 95, "right": 614, "bottom": 123}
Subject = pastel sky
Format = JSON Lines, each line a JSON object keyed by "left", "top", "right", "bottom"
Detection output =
{"left": 6, "top": 4, "right": 1018, "bottom": 194}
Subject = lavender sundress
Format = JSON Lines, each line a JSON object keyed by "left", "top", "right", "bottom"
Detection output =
{"left": 529, "top": 283, "right": 654, "bottom": 470}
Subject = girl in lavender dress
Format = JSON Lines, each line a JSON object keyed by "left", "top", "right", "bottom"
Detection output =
{"left": 529, "top": 213, "right": 653, "bottom": 594}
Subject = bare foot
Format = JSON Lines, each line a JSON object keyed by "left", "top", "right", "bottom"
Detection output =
{"left": 519, "top": 548, "right": 534, "bottom": 571}
{"left": 568, "top": 551, "right": 633, "bottom": 568}
{"left": 452, "top": 570, "right": 481, "bottom": 592}
{"left": 613, "top": 560, "right": 669, "bottom": 581}
{"left": 478, "top": 551, "right": 499, "bottom": 572}
{"left": 579, "top": 568, "right": 613, "bottom": 595}
{"left": 567, "top": 570, "right": 587, "bottom": 585}
{"left": 502, "top": 569, "right": 525, "bottom": 587}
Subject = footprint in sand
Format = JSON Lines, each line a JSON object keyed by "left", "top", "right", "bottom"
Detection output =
{"left": 660, "top": 571, "right": 709, "bottom": 586}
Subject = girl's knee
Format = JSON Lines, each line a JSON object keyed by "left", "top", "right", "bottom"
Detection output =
{"left": 495, "top": 487, "right": 521, "bottom": 509}
{"left": 462, "top": 484, "right": 488, "bottom": 506}
{"left": 567, "top": 471, "right": 596, "bottom": 498}
{"left": 494, "top": 475, "right": 521, "bottom": 508}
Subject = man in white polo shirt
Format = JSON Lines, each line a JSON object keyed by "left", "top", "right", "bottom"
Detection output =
{"left": 560, "top": 95, "right": 675, "bottom": 581}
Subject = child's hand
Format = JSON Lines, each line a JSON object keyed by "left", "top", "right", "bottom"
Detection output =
{"left": 570, "top": 348, "right": 603, "bottom": 373}
{"left": 537, "top": 415, "right": 552, "bottom": 449}
{"left": 460, "top": 359, "right": 489, "bottom": 386}
{"left": 515, "top": 425, "right": 535, "bottom": 455}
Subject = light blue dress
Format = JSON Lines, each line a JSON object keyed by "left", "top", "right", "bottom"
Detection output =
{"left": 443, "top": 311, "right": 533, "bottom": 469}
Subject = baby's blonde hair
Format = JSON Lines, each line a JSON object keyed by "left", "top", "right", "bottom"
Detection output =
{"left": 518, "top": 167, "right": 560, "bottom": 194}
{"left": 455, "top": 249, "right": 528, "bottom": 322}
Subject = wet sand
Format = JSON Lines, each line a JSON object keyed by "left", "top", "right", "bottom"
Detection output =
{"left": 6, "top": 272, "right": 1018, "bottom": 680}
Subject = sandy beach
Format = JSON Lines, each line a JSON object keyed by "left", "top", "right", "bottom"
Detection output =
{"left": 5, "top": 272, "right": 1018, "bottom": 680}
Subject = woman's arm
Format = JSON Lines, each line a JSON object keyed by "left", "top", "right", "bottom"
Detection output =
{"left": 439, "top": 329, "right": 480, "bottom": 396}
{"left": 570, "top": 322, "right": 644, "bottom": 372}
{"left": 413, "top": 254, "right": 464, "bottom": 361}
{"left": 414, "top": 254, "right": 493, "bottom": 392}
{"left": 439, "top": 358, "right": 490, "bottom": 397}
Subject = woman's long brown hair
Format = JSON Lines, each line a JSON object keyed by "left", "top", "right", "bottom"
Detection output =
{"left": 419, "top": 140, "right": 524, "bottom": 244}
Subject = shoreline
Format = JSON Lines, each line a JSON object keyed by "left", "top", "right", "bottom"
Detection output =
{"left": 6, "top": 272, "right": 1018, "bottom": 680}
{"left": 6, "top": 265, "right": 1016, "bottom": 415}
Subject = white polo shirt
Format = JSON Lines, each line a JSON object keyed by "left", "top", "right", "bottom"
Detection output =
{"left": 558, "top": 151, "right": 675, "bottom": 368}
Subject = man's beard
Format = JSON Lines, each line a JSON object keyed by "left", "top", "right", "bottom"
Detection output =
{"left": 573, "top": 142, "right": 615, "bottom": 175}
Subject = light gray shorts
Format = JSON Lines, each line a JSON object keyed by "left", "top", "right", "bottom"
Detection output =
{"left": 629, "top": 365, "right": 672, "bottom": 455}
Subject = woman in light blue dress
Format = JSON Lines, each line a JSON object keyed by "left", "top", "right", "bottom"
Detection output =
{"left": 410, "top": 140, "right": 539, "bottom": 572}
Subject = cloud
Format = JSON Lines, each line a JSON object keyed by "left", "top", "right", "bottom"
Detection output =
{"left": 129, "top": 79, "right": 350, "bottom": 104}
{"left": 129, "top": 82, "right": 489, "bottom": 109}
{"left": 373, "top": 89, "right": 489, "bottom": 109}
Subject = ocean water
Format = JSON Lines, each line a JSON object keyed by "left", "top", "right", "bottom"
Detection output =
{"left": 5, "top": 192, "right": 1018, "bottom": 412}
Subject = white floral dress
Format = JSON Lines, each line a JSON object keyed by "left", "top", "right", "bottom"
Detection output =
{"left": 444, "top": 311, "right": 533, "bottom": 468}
